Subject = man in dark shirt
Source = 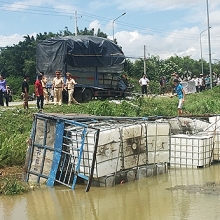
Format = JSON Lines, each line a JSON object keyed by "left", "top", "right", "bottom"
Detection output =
{"left": 22, "top": 75, "right": 29, "bottom": 109}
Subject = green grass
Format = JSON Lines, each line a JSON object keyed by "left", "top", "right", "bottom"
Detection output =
{"left": 0, "top": 87, "right": 220, "bottom": 194}
{"left": 1, "top": 86, "right": 220, "bottom": 168}
{"left": 0, "top": 177, "right": 30, "bottom": 195}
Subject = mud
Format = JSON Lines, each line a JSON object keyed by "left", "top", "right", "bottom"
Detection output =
{"left": 166, "top": 181, "right": 220, "bottom": 195}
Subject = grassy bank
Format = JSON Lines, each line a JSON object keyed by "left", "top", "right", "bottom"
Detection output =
{"left": 0, "top": 86, "right": 220, "bottom": 194}
{"left": 1, "top": 86, "right": 220, "bottom": 168}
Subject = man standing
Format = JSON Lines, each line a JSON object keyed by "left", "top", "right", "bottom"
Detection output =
{"left": 52, "top": 70, "right": 64, "bottom": 106}
{"left": 171, "top": 78, "right": 185, "bottom": 116}
{"left": 40, "top": 72, "right": 49, "bottom": 104}
{"left": 35, "top": 74, "right": 44, "bottom": 110}
{"left": 139, "top": 74, "right": 150, "bottom": 96}
{"left": 159, "top": 76, "right": 166, "bottom": 95}
{"left": 191, "top": 75, "right": 199, "bottom": 93}
{"left": 65, "top": 72, "right": 79, "bottom": 105}
{"left": 0, "top": 74, "right": 7, "bottom": 106}
{"left": 22, "top": 75, "right": 29, "bottom": 109}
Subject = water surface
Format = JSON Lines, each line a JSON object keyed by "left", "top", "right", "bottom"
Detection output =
{"left": 1, "top": 164, "right": 220, "bottom": 220}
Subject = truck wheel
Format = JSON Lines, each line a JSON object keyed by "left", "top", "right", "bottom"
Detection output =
{"left": 83, "top": 89, "right": 93, "bottom": 101}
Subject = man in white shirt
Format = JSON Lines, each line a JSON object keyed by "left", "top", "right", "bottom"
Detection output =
{"left": 191, "top": 75, "right": 199, "bottom": 92}
{"left": 139, "top": 74, "right": 150, "bottom": 96}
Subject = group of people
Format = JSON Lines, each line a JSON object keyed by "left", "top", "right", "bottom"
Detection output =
{"left": 33, "top": 70, "right": 79, "bottom": 111}
{"left": 139, "top": 73, "right": 185, "bottom": 116}
{"left": 21, "top": 73, "right": 49, "bottom": 110}
{"left": 21, "top": 70, "right": 80, "bottom": 110}
{"left": 189, "top": 74, "right": 220, "bottom": 92}
{"left": 0, "top": 74, "right": 11, "bottom": 107}
{"left": 51, "top": 70, "right": 79, "bottom": 107}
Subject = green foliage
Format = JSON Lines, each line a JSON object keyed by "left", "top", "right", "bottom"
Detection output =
{"left": 148, "top": 80, "right": 160, "bottom": 95}
{"left": 0, "top": 178, "right": 29, "bottom": 195}
{"left": 23, "top": 60, "right": 36, "bottom": 83}
{"left": 81, "top": 99, "right": 138, "bottom": 116}
{"left": 0, "top": 109, "right": 33, "bottom": 167}
{"left": 6, "top": 76, "right": 23, "bottom": 96}
{"left": 0, "top": 27, "right": 109, "bottom": 89}
{"left": 126, "top": 55, "right": 220, "bottom": 83}
{"left": 0, "top": 133, "right": 27, "bottom": 166}
{"left": 0, "top": 86, "right": 220, "bottom": 168}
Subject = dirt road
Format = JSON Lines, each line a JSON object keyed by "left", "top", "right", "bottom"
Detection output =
{"left": 8, "top": 100, "right": 36, "bottom": 107}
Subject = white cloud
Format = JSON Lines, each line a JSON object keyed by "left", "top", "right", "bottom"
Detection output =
{"left": 1, "top": 0, "right": 220, "bottom": 63}
{"left": 89, "top": 20, "right": 101, "bottom": 35}
{"left": 0, "top": 34, "right": 24, "bottom": 47}
{"left": 0, "top": 32, "right": 37, "bottom": 47}
{"left": 115, "top": 24, "right": 220, "bottom": 61}
{"left": 1, "top": 0, "right": 45, "bottom": 11}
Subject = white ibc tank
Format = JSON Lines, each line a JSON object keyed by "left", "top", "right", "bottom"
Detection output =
{"left": 146, "top": 122, "right": 170, "bottom": 164}
{"left": 120, "top": 123, "right": 147, "bottom": 169}
{"left": 170, "top": 134, "right": 213, "bottom": 167}
{"left": 80, "top": 127, "right": 121, "bottom": 178}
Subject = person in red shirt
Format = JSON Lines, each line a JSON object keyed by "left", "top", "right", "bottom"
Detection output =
{"left": 35, "top": 74, "right": 44, "bottom": 110}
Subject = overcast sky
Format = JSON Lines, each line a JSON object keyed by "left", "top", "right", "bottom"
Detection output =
{"left": 0, "top": 0, "right": 220, "bottom": 62}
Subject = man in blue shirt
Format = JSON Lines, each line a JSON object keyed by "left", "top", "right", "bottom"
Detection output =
{"left": 171, "top": 78, "right": 185, "bottom": 116}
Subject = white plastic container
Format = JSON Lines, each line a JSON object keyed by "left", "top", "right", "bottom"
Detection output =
{"left": 79, "top": 127, "right": 122, "bottom": 178}
{"left": 146, "top": 122, "right": 170, "bottom": 165}
{"left": 148, "top": 151, "right": 169, "bottom": 164}
{"left": 170, "top": 134, "right": 213, "bottom": 167}
{"left": 120, "top": 123, "right": 147, "bottom": 169}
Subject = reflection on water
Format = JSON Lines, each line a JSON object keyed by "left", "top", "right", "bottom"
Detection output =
{"left": 1, "top": 164, "right": 220, "bottom": 220}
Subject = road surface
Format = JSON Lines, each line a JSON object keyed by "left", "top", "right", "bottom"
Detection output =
{"left": 8, "top": 100, "right": 36, "bottom": 107}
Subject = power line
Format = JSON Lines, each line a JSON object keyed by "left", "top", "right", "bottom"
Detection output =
{"left": 0, "top": 1, "right": 202, "bottom": 40}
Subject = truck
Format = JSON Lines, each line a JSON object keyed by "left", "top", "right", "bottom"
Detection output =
{"left": 36, "top": 35, "right": 132, "bottom": 102}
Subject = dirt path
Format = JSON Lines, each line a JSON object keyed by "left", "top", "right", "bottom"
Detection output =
{"left": 0, "top": 166, "right": 23, "bottom": 179}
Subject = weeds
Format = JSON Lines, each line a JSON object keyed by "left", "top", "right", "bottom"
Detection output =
{"left": 0, "top": 177, "right": 29, "bottom": 195}
{"left": 1, "top": 86, "right": 220, "bottom": 169}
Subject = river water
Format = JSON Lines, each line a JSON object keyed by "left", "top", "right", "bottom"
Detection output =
{"left": 1, "top": 164, "right": 220, "bottom": 220}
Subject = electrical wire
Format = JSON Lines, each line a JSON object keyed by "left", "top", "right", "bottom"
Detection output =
{"left": 0, "top": 0, "right": 203, "bottom": 40}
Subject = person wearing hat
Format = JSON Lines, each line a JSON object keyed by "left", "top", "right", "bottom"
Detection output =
{"left": 170, "top": 78, "right": 185, "bottom": 116}
{"left": 35, "top": 74, "right": 44, "bottom": 110}
{"left": 65, "top": 72, "right": 80, "bottom": 105}
{"left": 52, "top": 70, "right": 64, "bottom": 106}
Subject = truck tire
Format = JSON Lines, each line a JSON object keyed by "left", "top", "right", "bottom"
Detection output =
{"left": 83, "top": 89, "right": 93, "bottom": 101}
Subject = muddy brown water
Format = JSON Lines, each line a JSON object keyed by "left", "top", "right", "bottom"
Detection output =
{"left": 1, "top": 164, "right": 220, "bottom": 220}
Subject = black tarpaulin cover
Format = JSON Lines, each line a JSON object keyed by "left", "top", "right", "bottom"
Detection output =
{"left": 36, "top": 35, "right": 125, "bottom": 74}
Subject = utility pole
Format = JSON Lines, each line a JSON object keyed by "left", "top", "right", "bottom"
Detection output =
{"left": 144, "top": 45, "right": 146, "bottom": 75}
{"left": 74, "top": 11, "right": 78, "bottom": 36}
{"left": 206, "top": 0, "right": 213, "bottom": 88}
